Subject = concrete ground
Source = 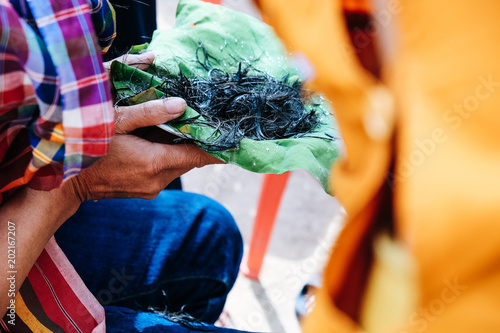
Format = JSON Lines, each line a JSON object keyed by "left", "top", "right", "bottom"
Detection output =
{"left": 157, "top": 1, "right": 345, "bottom": 331}
{"left": 182, "top": 166, "right": 344, "bottom": 332}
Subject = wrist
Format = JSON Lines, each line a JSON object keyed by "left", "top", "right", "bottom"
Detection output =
{"left": 66, "top": 175, "right": 89, "bottom": 204}
{"left": 57, "top": 178, "right": 84, "bottom": 220}
{"left": 21, "top": 184, "right": 81, "bottom": 230}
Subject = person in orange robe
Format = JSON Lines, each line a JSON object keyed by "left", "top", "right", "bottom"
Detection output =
{"left": 254, "top": 0, "right": 500, "bottom": 332}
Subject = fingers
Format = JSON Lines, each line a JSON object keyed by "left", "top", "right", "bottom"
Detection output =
{"left": 114, "top": 98, "right": 187, "bottom": 134}
{"left": 103, "top": 51, "right": 156, "bottom": 72}
{"left": 155, "top": 144, "right": 224, "bottom": 171}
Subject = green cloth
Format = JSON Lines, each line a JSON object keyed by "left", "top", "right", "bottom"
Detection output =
{"left": 110, "top": 0, "right": 341, "bottom": 193}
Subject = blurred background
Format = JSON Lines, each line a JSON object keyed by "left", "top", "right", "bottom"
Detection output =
{"left": 156, "top": 1, "right": 345, "bottom": 331}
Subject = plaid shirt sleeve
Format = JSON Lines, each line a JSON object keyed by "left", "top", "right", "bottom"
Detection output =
{"left": 1, "top": 0, "right": 116, "bottom": 331}
{"left": 0, "top": 0, "right": 115, "bottom": 198}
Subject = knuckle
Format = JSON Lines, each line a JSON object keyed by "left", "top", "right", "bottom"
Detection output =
{"left": 146, "top": 161, "right": 161, "bottom": 176}
{"left": 143, "top": 192, "right": 158, "bottom": 200}
{"left": 147, "top": 153, "right": 165, "bottom": 175}
{"left": 137, "top": 102, "right": 156, "bottom": 121}
{"left": 190, "top": 153, "right": 206, "bottom": 168}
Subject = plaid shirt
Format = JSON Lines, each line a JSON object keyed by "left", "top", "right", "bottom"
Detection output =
{"left": 0, "top": 0, "right": 115, "bottom": 331}
{"left": 0, "top": 0, "right": 115, "bottom": 201}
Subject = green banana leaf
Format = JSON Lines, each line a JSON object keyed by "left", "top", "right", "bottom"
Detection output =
{"left": 110, "top": 0, "right": 341, "bottom": 193}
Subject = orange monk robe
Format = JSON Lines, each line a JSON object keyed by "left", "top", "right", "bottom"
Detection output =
{"left": 255, "top": 0, "right": 500, "bottom": 332}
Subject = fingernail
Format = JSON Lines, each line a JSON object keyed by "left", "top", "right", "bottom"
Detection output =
{"left": 163, "top": 97, "right": 186, "bottom": 114}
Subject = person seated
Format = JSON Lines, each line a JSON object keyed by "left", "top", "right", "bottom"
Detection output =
{"left": 0, "top": 1, "right": 248, "bottom": 331}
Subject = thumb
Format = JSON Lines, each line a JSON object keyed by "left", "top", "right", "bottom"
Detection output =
{"left": 114, "top": 98, "right": 186, "bottom": 134}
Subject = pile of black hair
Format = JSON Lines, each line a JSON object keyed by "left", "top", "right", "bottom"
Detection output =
{"left": 145, "top": 291, "right": 215, "bottom": 332}
{"left": 118, "top": 45, "right": 323, "bottom": 151}
{"left": 154, "top": 309, "right": 213, "bottom": 332}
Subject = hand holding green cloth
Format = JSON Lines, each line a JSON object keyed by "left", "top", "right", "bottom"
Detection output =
{"left": 110, "top": 0, "right": 341, "bottom": 193}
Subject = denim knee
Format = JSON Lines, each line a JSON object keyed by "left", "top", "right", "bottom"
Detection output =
{"left": 185, "top": 192, "right": 244, "bottom": 289}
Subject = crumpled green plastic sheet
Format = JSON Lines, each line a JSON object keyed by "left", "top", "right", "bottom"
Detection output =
{"left": 110, "top": 0, "right": 341, "bottom": 194}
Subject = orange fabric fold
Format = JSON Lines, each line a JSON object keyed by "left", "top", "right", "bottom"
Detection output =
{"left": 256, "top": 0, "right": 500, "bottom": 332}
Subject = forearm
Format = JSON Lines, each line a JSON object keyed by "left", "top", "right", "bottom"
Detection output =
{"left": 0, "top": 182, "right": 81, "bottom": 317}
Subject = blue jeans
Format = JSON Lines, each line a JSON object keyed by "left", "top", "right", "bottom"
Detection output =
{"left": 55, "top": 190, "right": 248, "bottom": 332}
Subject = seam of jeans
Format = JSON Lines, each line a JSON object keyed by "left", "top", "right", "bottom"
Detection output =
{"left": 107, "top": 275, "right": 230, "bottom": 304}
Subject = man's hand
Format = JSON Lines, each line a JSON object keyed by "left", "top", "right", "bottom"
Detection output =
{"left": 70, "top": 97, "right": 222, "bottom": 201}
{"left": 68, "top": 51, "right": 222, "bottom": 201}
